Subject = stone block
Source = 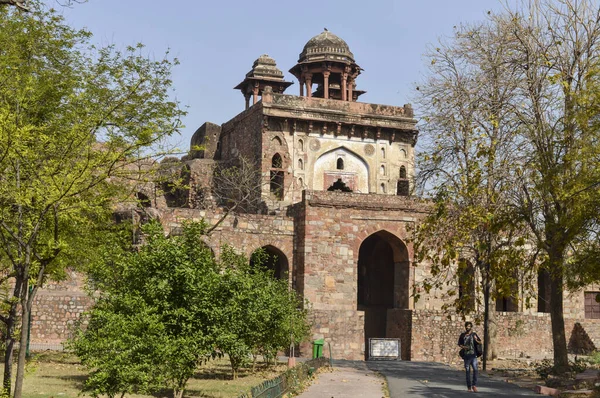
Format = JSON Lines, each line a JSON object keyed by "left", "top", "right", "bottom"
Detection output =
{"left": 534, "top": 385, "right": 560, "bottom": 396}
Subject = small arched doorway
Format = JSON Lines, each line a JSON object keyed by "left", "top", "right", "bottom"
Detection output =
{"left": 358, "top": 230, "right": 409, "bottom": 359}
{"left": 250, "top": 245, "right": 289, "bottom": 282}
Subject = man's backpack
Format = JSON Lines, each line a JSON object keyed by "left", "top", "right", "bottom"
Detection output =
{"left": 474, "top": 334, "right": 483, "bottom": 358}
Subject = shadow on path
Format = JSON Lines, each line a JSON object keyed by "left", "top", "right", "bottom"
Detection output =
{"left": 365, "top": 360, "right": 539, "bottom": 398}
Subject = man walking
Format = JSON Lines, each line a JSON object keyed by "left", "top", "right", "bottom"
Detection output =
{"left": 458, "top": 321, "right": 481, "bottom": 392}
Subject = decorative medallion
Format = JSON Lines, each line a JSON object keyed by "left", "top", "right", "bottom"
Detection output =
{"left": 364, "top": 144, "right": 375, "bottom": 156}
{"left": 309, "top": 139, "right": 321, "bottom": 151}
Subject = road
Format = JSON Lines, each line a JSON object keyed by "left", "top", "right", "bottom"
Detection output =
{"left": 365, "top": 360, "right": 539, "bottom": 397}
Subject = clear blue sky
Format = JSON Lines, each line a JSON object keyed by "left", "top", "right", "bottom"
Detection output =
{"left": 60, "top": 0, "right": 511, "bottom": 151}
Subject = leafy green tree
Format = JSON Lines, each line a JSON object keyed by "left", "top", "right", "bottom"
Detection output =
{"left": 70, "top": 221, "right": 220, "bottom": 398}
{"left": 0, "top": 2, "right": 184, "bottom": 396}
{"left": 217, "top": 247, "right": 309, "bottom": 378}
{"left": 70, "top": 222, "right": 311, "bottom": 394}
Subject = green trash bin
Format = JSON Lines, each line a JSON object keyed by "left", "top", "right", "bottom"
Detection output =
{"left": 312, "top": 338, "right": 324, "bottom": 359}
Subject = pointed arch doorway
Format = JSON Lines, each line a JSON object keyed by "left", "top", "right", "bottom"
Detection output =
{"left": 358, "top": 230, "right": 410, "bottom": 359}
{"left": 250, "top": 245, "right": 289, "bottom": 281}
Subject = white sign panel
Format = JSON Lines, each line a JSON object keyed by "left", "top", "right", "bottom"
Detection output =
{"left": 369, "top": 338, "right": 400, "bottom": 360}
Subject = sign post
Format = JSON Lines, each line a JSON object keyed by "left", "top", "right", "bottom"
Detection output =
{"left": 369, "top": 338, "right": 400, "bottom": 360}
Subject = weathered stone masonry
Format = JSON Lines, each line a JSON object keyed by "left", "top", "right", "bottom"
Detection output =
{"left": 29, "top": 29, "right": 600, "bottom": 363}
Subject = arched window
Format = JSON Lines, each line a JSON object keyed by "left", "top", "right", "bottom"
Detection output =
{"left": 298, "top": 139, "right": 304, "bottom": 152}
{"left": 381, "top": 147, "right": 386, "bottom": 158}
{"left": 298, "top": 158, "right": 303, "bottom": 170}
{"left": 336, "top": 158, "right": 344, "bottom": 170}
{"left": 399, "top": 166, "right": 407, "bottom": 179}
{"left": 400, "top": 149, "right": 407, "bottom": 159}
{"left": 272, "top": 153, "right": 282, "bottom": 168}
{"left": 272, "top": 136, "right": 283, "bottom": 146}
{"left": 298, "top": 177, "right": 303, "bottom": 188}
{"left": 380, "top": 183, "right": 386, "bottom": 193}
{"left": 380, "top": 165, "right": 386, "bottom": 176}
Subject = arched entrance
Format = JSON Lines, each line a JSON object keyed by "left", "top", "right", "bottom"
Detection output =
{"left": 250, "top": 245, "right": 289, "bottom": 281}
{"left": 358, "top": 230, "right": 409, "bottom": 359}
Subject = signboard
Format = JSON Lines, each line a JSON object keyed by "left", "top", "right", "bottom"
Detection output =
{"left": 369, "top": 338, "right": 400, "bottom": 360}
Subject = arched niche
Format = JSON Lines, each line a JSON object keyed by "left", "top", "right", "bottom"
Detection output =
{"left": 250, "top": 245, "right": 289, "bottom": 281}
{"left": 313, "top": 147, "right": 369, "bottom": 193}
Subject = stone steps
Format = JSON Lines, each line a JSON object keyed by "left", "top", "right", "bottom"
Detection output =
{"left": 569, "top": 322, "right": 600, "bottom": 354}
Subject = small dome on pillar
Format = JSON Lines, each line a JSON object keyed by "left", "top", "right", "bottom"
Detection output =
{"left": 290, "top": 30, "right": 364, "bottom": 102}
{"left": 234, "top": 54, "right": 292, "bottom": 109}
{"left": 247, "top": 54, "right": 286, "bottom": 80}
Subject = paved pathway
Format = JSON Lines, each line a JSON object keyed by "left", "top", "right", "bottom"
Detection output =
{"left": 368, "top": 360, "right": 540, "bottom": 397}
{"left": 296, "top": 360, "right": 384, "bottom": 398}
{"left": 297, "top": 359, "right": 539, "bottom": 397}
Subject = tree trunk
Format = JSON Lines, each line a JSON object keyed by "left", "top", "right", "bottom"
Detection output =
{"left": 483, "top": 266, "right": 491, "bottom": 371}
{"left": 550, "top": 269, "right": 568, "bottom": 373}
{"left": 488, "top": 308, "right": 498, "bottom": 360}
{"left": 14, "top": 286, "right": 30, "bottom": 398}
{"left": 3, "top": 274, "right": 23, "bottom": 396}
{"left": 3, "top": 313, "right": 16, "bottom": 396}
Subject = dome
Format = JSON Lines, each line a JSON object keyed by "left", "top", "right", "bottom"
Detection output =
{"left": 299, "top": 30, "right": 355, "bottom": 63}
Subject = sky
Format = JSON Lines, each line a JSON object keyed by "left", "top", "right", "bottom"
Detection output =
{"left": 59, "top": 0, "right": 512, "bottom": 152}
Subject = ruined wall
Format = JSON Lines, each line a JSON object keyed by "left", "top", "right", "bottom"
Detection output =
{"left": 189, "top": 122, "right": 222, "bottom": 160}
{"left": 31, "top": 271, "right": 93, "bottom": 350}
{"left": 220, "top": 104, "right": 264, "bottom": 165}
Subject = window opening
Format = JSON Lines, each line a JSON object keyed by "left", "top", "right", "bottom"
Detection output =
{"left": 272, "top": 153, "right": 282, "bottom": 168}
{"left": 399, "top": 166, "right": 407, "bottom": 179}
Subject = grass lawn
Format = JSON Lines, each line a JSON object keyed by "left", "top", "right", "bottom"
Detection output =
{"left": 3, "top": 351, "right": 288, "bottom": 398}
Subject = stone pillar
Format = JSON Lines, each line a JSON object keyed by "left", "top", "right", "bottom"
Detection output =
{"left": 323, "top": 71, "right": 330, "bottom": 99}
{"left": 305, "top": 73, "right": 313, "bottom": 98}
{"left": 300, "top": 76, "right": 304, "bottom": 96}
{"left": 252, "top": 84, "right": 259, "bottom": 105}
{"left": 341, "top": 72, "right": 348, "bottom": 101}
{"left": 244, "top": 93, "right": 250, "bottom": 110}
{"left": 348, "top": 79, "right": 354, "bottom": 102}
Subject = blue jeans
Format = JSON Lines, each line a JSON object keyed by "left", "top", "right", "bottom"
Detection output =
{"left": 464, "top": 355, "right": 478, "bottom": 388}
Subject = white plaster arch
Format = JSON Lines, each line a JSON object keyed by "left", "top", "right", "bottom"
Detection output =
{"left": 313, "top": 146, "right": 369, "bottom": 192}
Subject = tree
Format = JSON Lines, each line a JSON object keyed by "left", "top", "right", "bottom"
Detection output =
{"left": 70, "top": 221, "right": 221, "bottom": 398}
{"left": 216, "top": 247, "right": 309, "bottom": 378}
{"left": 414, "top": 17, "right": 534, "bottom": 369}
{"left": 0, "top": 0, "right": 85, "bottom": 12}
{"left": 70, "top": 222, "right": 310, "bottom": 393}
{"left": 501, "top": 0, "right": 600, "bottom": 372}
{"left": 415, "top": 0, "right": 600, "bottom": 373}
{"left": 0, "top": 2, "right": 185, "bottom": 396}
